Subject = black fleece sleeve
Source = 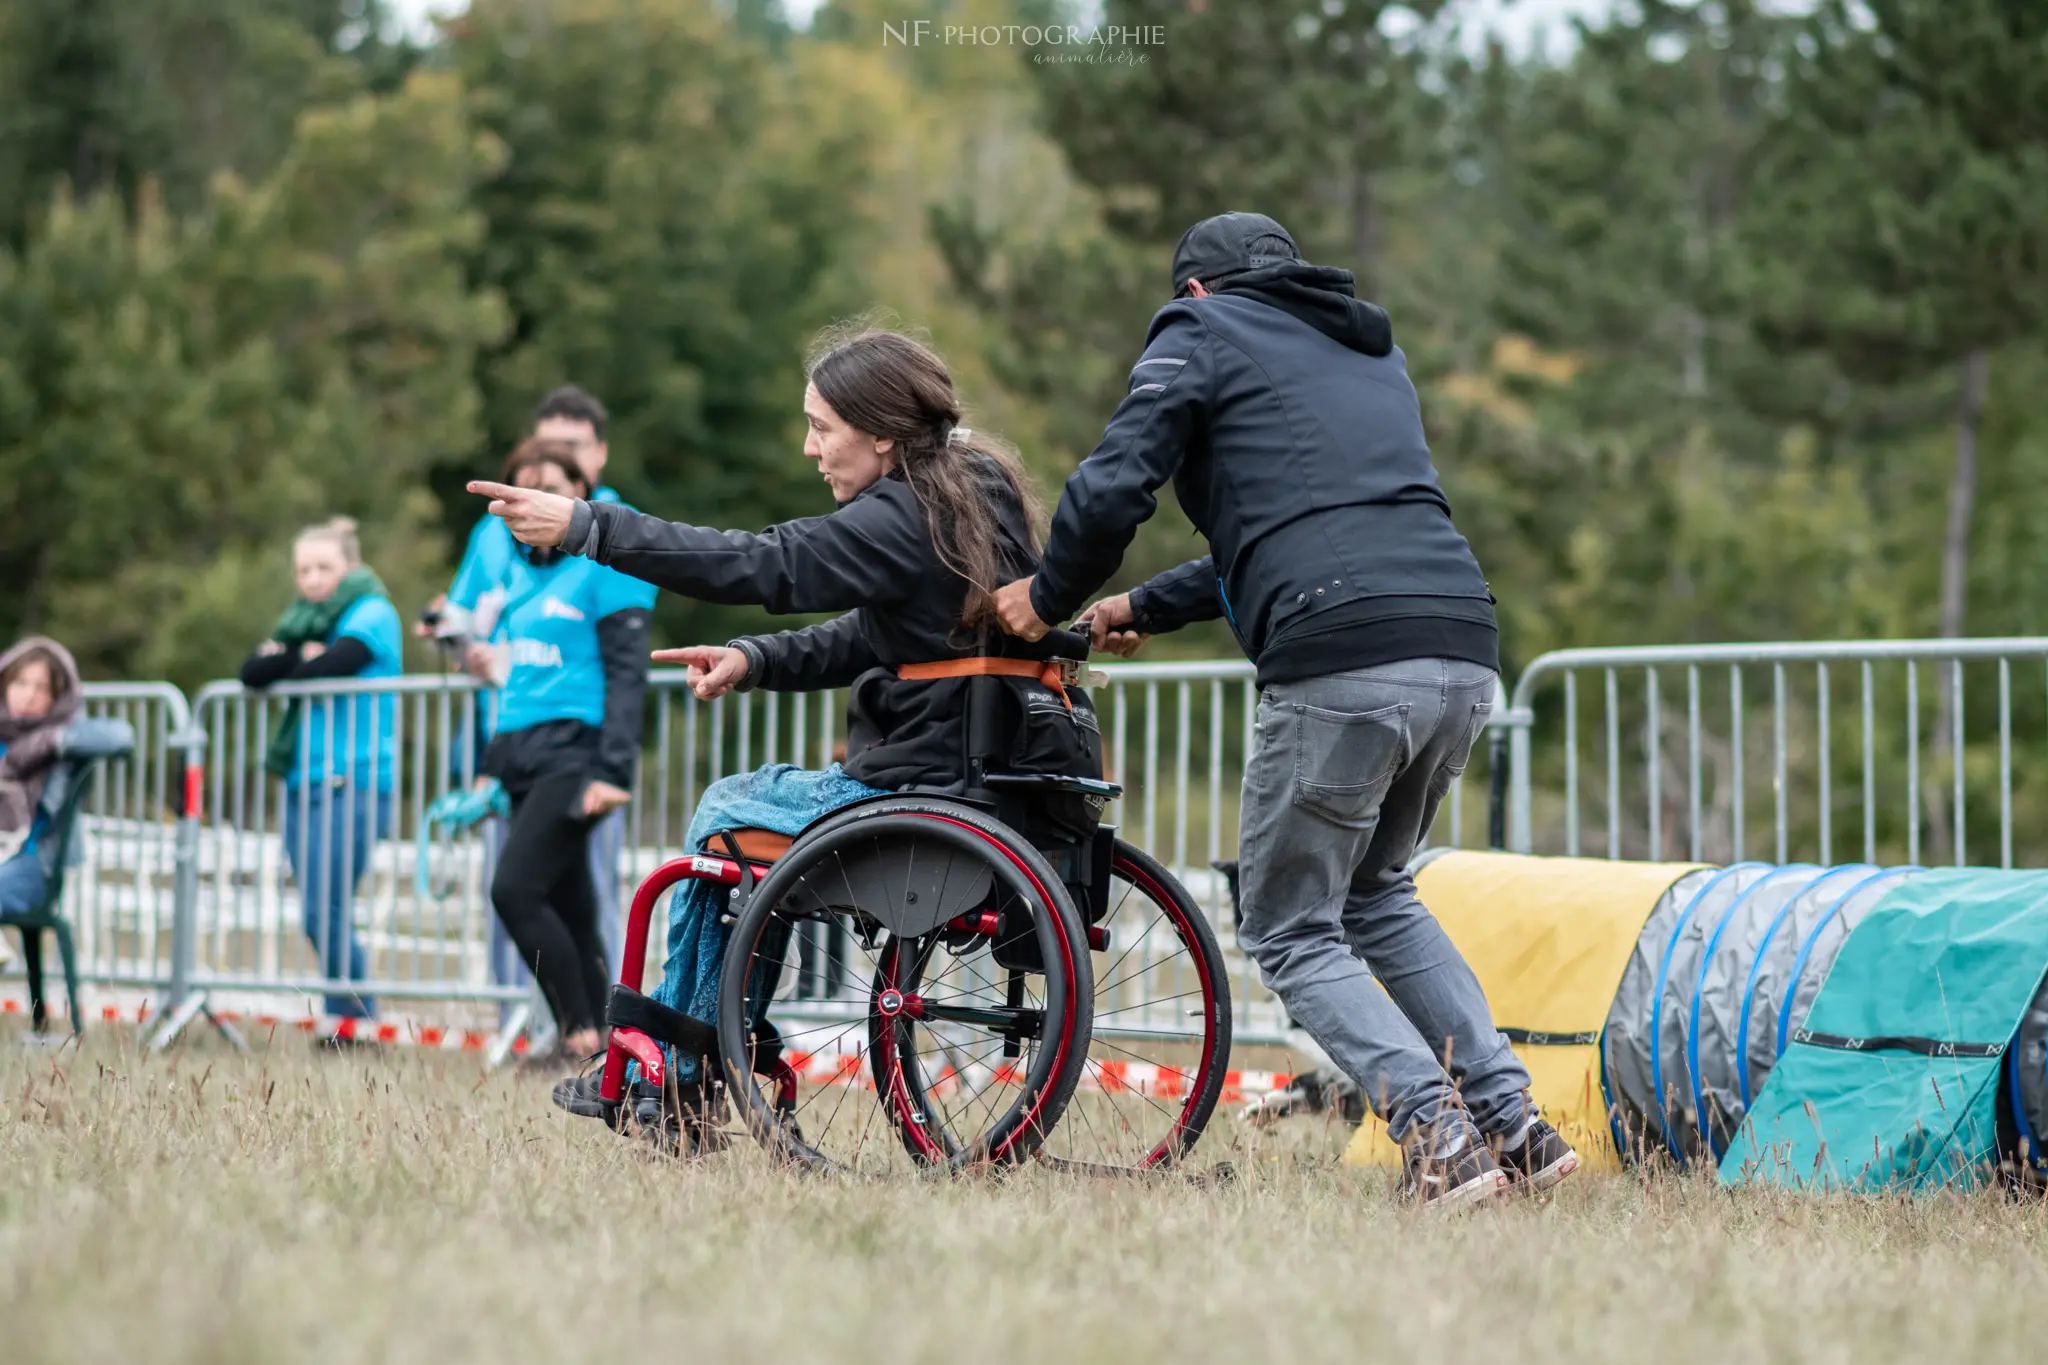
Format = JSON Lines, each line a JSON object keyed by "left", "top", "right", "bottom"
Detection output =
{"left": 593, "top": 607, "right": 651, "bottom": 789}
{"left": 1030, "top": 308, "right": 1212, "bottom": 625}
{"left": 577, "top": 482, "right": 930, "bottom": 615}
{"left": 239, "top": 648, "right": 296, "bottom": 690}
{"left": 1127, "top": 557, "right": 1227, "bottom": 635}
{"left": 283, "top": 637, "right": 374, "bottom": 681}
{"left": 739, "top": 611, "right": 881, "bottom": 692}
{"left": 240, "top": 638, "right": 375, "bottom": 687}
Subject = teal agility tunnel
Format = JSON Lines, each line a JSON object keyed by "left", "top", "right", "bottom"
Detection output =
{"left": 1592, "top": 862, "right": 2048, "bottom": 1190}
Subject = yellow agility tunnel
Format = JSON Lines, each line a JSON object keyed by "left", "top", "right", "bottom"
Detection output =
{"left": 1342, "top": 850, "right": 1704, "bottom": 1171}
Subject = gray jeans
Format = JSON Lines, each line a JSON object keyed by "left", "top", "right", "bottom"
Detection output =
{"left": 1236, "top": 658, "right": 1531, "bottom": 1143}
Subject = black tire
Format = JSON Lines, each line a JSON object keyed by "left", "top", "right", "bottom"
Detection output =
{"left": 715, "top": 797, "right": 1093, "bottom": 1173}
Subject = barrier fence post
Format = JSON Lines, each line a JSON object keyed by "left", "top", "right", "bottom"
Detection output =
{"left": 148, "top": 717, "right": 245, "bottom": 1052}
{"left": 1508, "top": 715, "right": 1534, "bottom": 855}
{"left": 1487, "top": 727, "right": 1509, "bottom": 851}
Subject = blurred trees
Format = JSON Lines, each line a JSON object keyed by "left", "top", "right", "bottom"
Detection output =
{"left": 0, "top": 65, "right": 503, "bottom": 684}
{"left": 0, "top": 1, "right": 415, "bottom": 254}
{"left": 0, "top": 0, "right": 2043, "bottom": 766}
{"left": 1737, "top": 0, "right": 2048, "bottom": 856}
{"left": 445, "top": 0, "right": 879, "bottom": 648}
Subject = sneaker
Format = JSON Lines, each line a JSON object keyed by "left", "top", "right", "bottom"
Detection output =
{"left": 550, "top": 1063, "right": 669, "bottom": 1124}
{"left": 551, "top": 1069, "right": 622, "bottom": 1120}
{"left": 1244, "top": 1070, "right": 1322, "bottom": 1124}
{"left": 1491, "top": 1115, "right": 1580, "bottom": 1193}
{"left": 553, "top": 1063, "right": 730, "bottom": 1157}
{"left": 1401, "top": 1120, "right": 1510, "bottom": 1211}
{"left": 1325, "top": 1074, "right": 1366, "bottom": 1124}
{"left": 516, "top": 1042, "right": 573, "bottom": 1077}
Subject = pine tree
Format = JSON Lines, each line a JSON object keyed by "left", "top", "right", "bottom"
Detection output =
{"left": 0, "top": 0, "right": 388, "bottom": 253}
{"left": 0, "top": 70, "right": 506, "bottom": 685}
{"left": 445, "top": 0, "right": 880, "bottom": 646}
{"left": 1744, "top": 0, "right": 2048, "bottom": 852}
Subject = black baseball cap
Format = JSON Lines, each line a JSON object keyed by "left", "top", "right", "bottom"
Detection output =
{"left": 1170, "top": 212, "right": 1301, "bottom": 296}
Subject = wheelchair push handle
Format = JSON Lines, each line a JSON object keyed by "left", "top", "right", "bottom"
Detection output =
{"left": 1043, "top": 627, "right": 1092, "bottom": 661}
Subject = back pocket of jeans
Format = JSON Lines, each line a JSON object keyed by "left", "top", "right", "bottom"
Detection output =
{"left": 1292, "top": 701, "right": 1408, "bottom": 827}
{"left": 1429, "top": 700, "right": 1494, "bottom": 801}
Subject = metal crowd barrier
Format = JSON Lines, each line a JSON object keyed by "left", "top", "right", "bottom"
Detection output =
{"left": 29, "top": 684, "right": 198, "bottom": 1006}
{"left": 167, "top": 674, "right": 521, "bottom": 1046}
{"left": 37, "top": 637, "right": 2048, "bottom": 1048}
{"left": 1500, "top": 637, "right": 2048, "bottom": 869}
{"left": 23, "top": 663, "right": 1500, "bottom": 1051}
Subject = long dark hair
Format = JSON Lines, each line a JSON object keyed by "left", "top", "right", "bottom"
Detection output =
{"left": 502, "top": 437, "right": 592, "bottom": 496}
{"left": 502, "top": 438, "right": 591, "bottom": 568}
{"left": 806, "top": 326, "right": 1045, "bottom": 626}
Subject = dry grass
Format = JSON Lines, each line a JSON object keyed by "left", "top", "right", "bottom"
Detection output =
{"left": 5, "top": 1026, "right": 2047, "bottom": 1365}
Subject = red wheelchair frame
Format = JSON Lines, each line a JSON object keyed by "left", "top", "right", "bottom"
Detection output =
{"left": 596, "top": 845, "right": 800, "bottom": 1117}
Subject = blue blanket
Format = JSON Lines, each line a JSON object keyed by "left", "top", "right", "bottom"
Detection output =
{"left": 651, "top": 763, "right": 884, "bottom": 1081}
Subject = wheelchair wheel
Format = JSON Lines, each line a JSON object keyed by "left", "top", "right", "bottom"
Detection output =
{"left": 715, "top": 798, "right": 1093, "bottom": 1174}
{"left": 1034, "top": 841, "right": 1232, "bottom": 1172}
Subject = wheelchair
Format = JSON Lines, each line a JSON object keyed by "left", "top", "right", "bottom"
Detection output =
{"left": 592, "top": 630, "right": 1234, "bottom": 1175}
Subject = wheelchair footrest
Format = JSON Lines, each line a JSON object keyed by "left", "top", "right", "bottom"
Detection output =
{"left": 607, "top": 985, "right": 718, "bottom": 1060}
{"left": 611, "top": 1028, "right": 667, "bottom": 1088}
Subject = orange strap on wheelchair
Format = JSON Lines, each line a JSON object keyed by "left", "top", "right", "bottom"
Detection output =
{"left": 896, "top": 656, "right": 1070, "bottom": 710}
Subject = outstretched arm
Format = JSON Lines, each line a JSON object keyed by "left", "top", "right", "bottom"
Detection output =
{"left": 732, "top": 611, "right": 880, "bottom": 693}
{"left": 652, "top": 613, "right": 880, "bottom": 699}
{"left": 1026, "top": 309, "right": 1213, "bottom": 626}
{"left": 467, "top": 478, "right": 926, "bottom": 615}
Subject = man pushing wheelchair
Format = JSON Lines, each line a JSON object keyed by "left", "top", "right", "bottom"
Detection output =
{"left": 993, "top": 213, "right": 1576, "bottom": 1208}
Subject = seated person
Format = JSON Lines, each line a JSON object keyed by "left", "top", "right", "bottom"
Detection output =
{"left": 469, "top": 327, "right": 1102, "bottom": 1119}
{"left": 1, "top": 637, "right": 84, "bottom": 917}
{"left": 1, "top": 636, "right": 133, "bottom": 1029}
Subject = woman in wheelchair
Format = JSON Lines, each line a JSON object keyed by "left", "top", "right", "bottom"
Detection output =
{"left": 472, "top": 328, "right": 1230, "bottom": 1172}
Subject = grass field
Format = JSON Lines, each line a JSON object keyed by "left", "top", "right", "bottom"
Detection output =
{"left": 6, "top": 1027, "right": 2046, "bottom": 1365}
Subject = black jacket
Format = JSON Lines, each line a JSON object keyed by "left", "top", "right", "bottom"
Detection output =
{"left": 568, "top": 465, "right": 1101, "bottom": 793}
{"left": 1027, "top": 262, "right": 1498, "bottom": 685}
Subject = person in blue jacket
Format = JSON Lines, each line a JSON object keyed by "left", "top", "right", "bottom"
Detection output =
{"left": 426, "top": 385, "right": 633, "bottom": 989}
{"left": 239, "top": 517, "right": 403, "bottom": 1029}
{"left": 439, "top": 386, "right": 626, "bottom": 654}
{"left": 478, "top": 437, "right": 654, "bottom": 1066}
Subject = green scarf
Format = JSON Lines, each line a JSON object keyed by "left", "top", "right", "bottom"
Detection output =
{"left": 263, "top": 566, "right": 389, "bottom": 780}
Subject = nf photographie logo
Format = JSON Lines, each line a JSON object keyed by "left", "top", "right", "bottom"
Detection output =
{"left": 883, "top": 20, "right": 1166, "bottom": 65}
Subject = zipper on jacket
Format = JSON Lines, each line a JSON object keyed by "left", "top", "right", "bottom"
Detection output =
{"left": 1217, "top": 574, "right": 1250, "bottom": 653}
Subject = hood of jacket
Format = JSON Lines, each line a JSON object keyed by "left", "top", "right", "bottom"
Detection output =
{"left": 1216, "top": 261, "right": 1394, "bottom": 357}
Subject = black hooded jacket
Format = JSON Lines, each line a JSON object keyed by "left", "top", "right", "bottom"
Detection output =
{"left": 564, "top": 464, "right": 1101, "bottom": 793}
{"left": 1027, "top": 262, "right": 1498, "bottom": 685}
